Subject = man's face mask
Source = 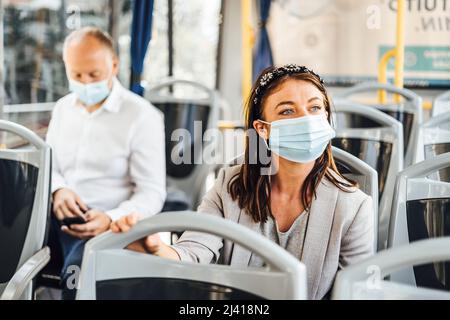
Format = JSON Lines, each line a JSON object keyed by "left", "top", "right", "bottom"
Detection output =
{"left": 259, "top": 114, "right": 335, "bottom": 163}
{"left": 69, "top": 78, "right": 111, "bottom": 107}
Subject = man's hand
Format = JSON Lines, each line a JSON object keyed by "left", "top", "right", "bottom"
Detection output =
{"left": 53, "top": 188, "right": 88, "bottom": 221}
{"left": 61, "top": 210, "right": 112, "bottom": 240}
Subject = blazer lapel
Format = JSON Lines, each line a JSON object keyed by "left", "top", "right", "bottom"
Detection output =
{"left": 229, "top": 208, "right": 261, "bottom": 267}
{"left": 301, "top": 178, "right": 338, "bottom": 300}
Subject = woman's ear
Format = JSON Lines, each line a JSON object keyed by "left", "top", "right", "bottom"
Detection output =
{"left": 253, "top": 120, "right": 269, "bottom": 140}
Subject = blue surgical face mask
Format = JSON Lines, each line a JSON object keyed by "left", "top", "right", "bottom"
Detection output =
{"left": 259, "top": 114, "right": 335, "bottom": 163}
{"left": 69, "top": 78, "right": 111, "bottom": 107}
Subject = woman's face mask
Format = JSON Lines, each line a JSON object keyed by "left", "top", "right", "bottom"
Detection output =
{"left": 258, "top": 114, "right": 335, "bottom": 163}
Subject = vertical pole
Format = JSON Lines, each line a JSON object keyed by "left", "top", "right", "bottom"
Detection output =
{"left": 168, "top": 0, "right": 174, "bottom": 93}
{"left": 168, "top": 0, "right": 174, "bottom": 78}
{"left": 215, "top": 0, "right": 225, "bottom": 90}
{"left": 0, "top": 0, "right": 4, "bottom": 121}
{"left": 108, "top": 0, "right": 119, "bottom": 49}
{"left": 0, "top": 0, "right": 5, "bottom": 148}
{"left": 241, "top": 0, "right": 252, "bottom": 103}
{"left": 394, "top": 0, "right": 405, "bottom": 103}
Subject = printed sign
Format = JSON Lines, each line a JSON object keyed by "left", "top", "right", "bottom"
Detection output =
{"left": 269, "top": 0, "right": 450, "bottom": 87}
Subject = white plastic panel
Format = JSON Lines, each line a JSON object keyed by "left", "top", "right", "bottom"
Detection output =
{"left": 95, "top": 250, "right": 297, "bottom": 300}
{"left": 432, "top": 91, "right": 450, "bottom": 117}
{"left": 335, "top": 128, "right": 398, "bottom": 143}
{"left": 407, "top": 178, "right": 450, "bottom": 201}
{"left": 350, "top": 280, "right": 450, "bottom": 300}
{"left": 77, "top": 212, "right": 307, "bottom": 300}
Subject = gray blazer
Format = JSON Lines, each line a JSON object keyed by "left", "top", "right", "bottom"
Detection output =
{"left": 172, "top": 165, "right": 375, "bottom": 300}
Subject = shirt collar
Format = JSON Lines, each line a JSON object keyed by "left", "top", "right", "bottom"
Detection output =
{"left": 100, "top": 78, "right": 123, "bottom": 113}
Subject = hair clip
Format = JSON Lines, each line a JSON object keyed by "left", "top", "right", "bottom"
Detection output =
{"left": 260, "top": 72, "right": 274, "bottom": 87}
{"left": 253, "top": 64, "right": 324, "bottom": 105}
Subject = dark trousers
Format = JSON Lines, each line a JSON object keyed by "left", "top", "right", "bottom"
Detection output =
{"left": 48, "top": 216, "right": 87, "bottom": 300}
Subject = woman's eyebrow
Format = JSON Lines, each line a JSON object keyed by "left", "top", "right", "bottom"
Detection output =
{"left": 308, "top": 97, "right": 322, "bottom": 103}
{"left": 275, "top": 101, "right": 295, "bottom": 109}
{"left": 275, "top": 97, "right": 322, "bottom": 108}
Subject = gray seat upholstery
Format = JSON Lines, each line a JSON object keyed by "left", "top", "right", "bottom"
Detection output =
{"left": 0, "top": 120, "right": 51, "bottom": 300}
{"left": 76, "top": 211, "right": 307, "bottom": 300}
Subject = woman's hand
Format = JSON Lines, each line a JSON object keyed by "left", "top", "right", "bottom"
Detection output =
{"left": 110, "top": 212, "right": 141, "bottom": 233}
{"left": 110, "top": 213, "right": 180, "bottom": 260}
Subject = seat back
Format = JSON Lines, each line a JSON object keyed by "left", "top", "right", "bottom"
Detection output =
{"left": 388, "top": 153, "right": 450, "bottom": 289}
{"left": 331, "top": 101, "right": 403, "bottom": 250}
{"left": 336, "top": 82, "right": 423, "bottom": 166}
{"left": 76, "top": 212, "right": 307, "bottom": 300}
{"left": 332, "top": 147, "right": 378, "bottom": 250}
{"left": 0, "top": 120, "right": 51, "bottom": 299}
{"left": 145, "top": 79, "right": 220, "bottom": 209}
{"left": 431, "top": 91, "right": 450, "bottom": 117}
{"left": 333, "top": 237, "right": 450, "bottom": 300}
{"left": 419, "top": 111, "right": 450, "bottom": 162}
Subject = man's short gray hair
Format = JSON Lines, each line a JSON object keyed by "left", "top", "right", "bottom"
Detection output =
{"left": 63, "top": 26, "right": 116, "bottom": 56}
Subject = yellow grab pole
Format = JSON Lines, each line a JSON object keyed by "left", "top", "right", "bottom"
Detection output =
{"left": 241, "top": 0, "right": 253, "bottom": 103}
{"left": 377, "top": 0, "right": 405, "bottom": 104}
{"left": 378, "top": 49, "right": 396, "bottom": 104}
{"left": 422, "top": 101, "right": 432, "bottom": 110}
{"left": 394, "top": 0, "right": 405, "bottom": 103}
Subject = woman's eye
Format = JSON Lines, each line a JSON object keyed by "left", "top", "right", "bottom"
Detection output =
{"left": 311, "top": 105, "right": 323, "bottom": 112}
{"left": 280, "top": 109, "right": 294, "bottom": 115}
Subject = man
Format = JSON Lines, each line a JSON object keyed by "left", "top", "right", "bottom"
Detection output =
{"left": 46, "top": 27, "right": 166, "bottom": 299}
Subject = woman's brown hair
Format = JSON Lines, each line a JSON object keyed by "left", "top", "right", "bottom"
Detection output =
{"left": 228, "top": 65, "right": 357, "bottom": 223}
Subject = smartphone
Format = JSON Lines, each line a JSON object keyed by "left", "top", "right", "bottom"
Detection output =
{"left": 61, "top": 216, "right": 86, "bottom": 226}
{"left": 61, "top": 207, "right": 90, "bottom": 226}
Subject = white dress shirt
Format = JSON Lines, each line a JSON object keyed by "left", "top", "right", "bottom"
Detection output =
{"left": 46, "top": 78, "right": 166, "bottom": 221}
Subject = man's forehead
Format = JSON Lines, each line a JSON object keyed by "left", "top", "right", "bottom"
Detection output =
{"left": 64, "top": 36, "right": 114, "bottom": 60}
{"left": 66, "top": 46, "right": 110, "bottom": 58}
{"left": 64, "top": 53, "right": 113, "bottom": 74}
{"left": 64, "top": 47, "right": 114, "bottom": 67}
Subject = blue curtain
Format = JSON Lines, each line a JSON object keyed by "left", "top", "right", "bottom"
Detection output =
{"left": 252, "top": 0, "right": 273, "bottom": 82}
{"left": 130, "top": 0, "right": 155, "bottom": 96}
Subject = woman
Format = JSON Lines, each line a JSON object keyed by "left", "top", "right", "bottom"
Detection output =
{"left": 111, "top": 64, "right": 375, "bottom": 300}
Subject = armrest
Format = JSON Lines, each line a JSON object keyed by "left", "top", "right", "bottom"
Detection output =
{"left": 1, "top": 247, "right": 51, "bottom": 300}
